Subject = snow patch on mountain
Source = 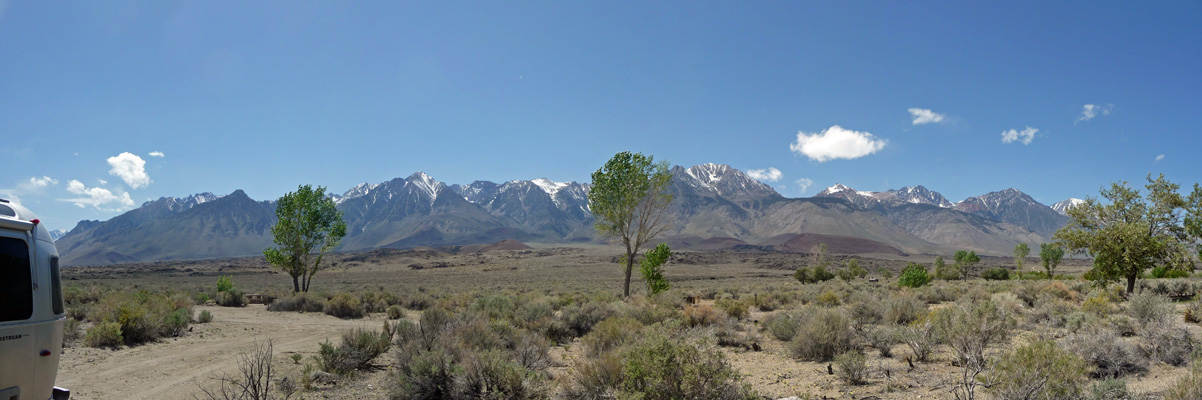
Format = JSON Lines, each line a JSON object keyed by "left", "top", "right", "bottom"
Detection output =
{"left": 50, "top": 229, "right": 68, "bottom": 242}
{"left": 817, "top": 184, "right": 954, "bottom": 208}
{"left": 407, "top": 172, "right": 444, "bottom": 205}
{"left": 821, "top": 184, "right": 854, "bottom": 195}
{"left": 141, "top": 192, "right": 222, "bottom": 212}
{"left": 1051, "top": 198, "right": 1086, "bottom": 215}
{"left": 684, "top": 163, "right": 729, "bottom": 190}
{"left": 531, "top": 178, "right": 570, "bottom": 197}
{"left": 333, "top": 182, "right": 379, "bottom": 204}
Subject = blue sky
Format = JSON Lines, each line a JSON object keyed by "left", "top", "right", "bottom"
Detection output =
{"left": 2, "top": 2, "right": 1199, "bottom": 232}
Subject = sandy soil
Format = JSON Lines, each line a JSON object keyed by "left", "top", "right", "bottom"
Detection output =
{"left": 53, "top": 247, "right": 1184, "bottom": 400}
{"left": 57, "top": 305, "right": 384, "bottom": 400}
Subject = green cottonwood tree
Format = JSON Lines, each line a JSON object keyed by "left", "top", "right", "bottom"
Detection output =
{"left": 639, "top": 243, "right": 672, "bottom": 295}
{"left": 264, "top": 184, "right": 347, "bottom": 293}
{"left": 1013, "top": 243, "right": 1030, "bottom": 279}
{"left": 1055, "top": 174, "right": 1194, "bottom": 294}
{"left": 954, "top": 250, "right": 980, "bottom": 281}
{"left": 1039, "top": 243, "right": 1064, "bottom": 280}
{"left": 589, "top": 151, "right": 674, "bottom": 298}
{"left": 1186, "top": 183, "right": 1202, "bottom": 258}
{"left": 934, "top": 255, "right": 951, "bottom": 280}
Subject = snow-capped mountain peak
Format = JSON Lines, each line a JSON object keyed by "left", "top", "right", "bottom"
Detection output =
{"left": 816, "top": 184, "right": 954, "bottom": 208}
{"left": 822, "top": 183, "right": 853, "bottom": 194}
{"left": 684, "top": 163, "right": 732, "bottom": 187}
{"left": 891, "top": 185, "right": 954, "bottom": 208}
{"left": 49, "top": 229, "right": 68, "bottom": 242}
{"left": 406, "top": 172, "right": 444, "bottom": 204}
{"left": 531, "top": 178, "right": 570, "bottom": 197}
{"left": 1051, "top": 198, "right": 1086, "bottom": 216}
{"left": 332, "top": 182, "right": 379, "bottom": 204}
{"left": 141, "top": 192, "right": 222, "bottom": 212}
{"left": 676, "top": 164, "right": 778, "bottom": 202}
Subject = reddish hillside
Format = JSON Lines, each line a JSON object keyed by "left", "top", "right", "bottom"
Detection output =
{"left": 665, "top": 235, "right": 749, "bottom": 250}
{"left": 777, "top": 233, "right": 904, "bottom": 256}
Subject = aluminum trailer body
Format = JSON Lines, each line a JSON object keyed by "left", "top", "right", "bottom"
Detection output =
{"left": 0, "top": 200, "right": 68, "bottom": 400}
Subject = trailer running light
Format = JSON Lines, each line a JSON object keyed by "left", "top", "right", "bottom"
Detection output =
{"left": 31, "top": 219, "right": 39, "bottom": 225}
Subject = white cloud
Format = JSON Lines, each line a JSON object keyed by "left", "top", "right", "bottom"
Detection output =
{"left": 1155, "top": 154, "right": 1165, "bottom": 163}
{"left": 28, "top": 176, "right": 57, "bottom": 188}
{"left": 107, "top": 152, "right": 150, "bottom": 189}
{"left": 746, "top": 167, "right": 783, "bottom": 182}
{"left": 1076, "top": 103, "right": 1114, "bottom": 124}
{"left": 12, "top": 176, "right": 58, "bottom": 196}
{"left": 1001, "top": 127, "right": 1038, "bottom": 145}
{"left": 908, "top": 108, "right": 945, "bottom": 125}
{"left": 795, "top": 178, "right": 814, "bottom": 195}
{"left": 63, "top": 179, "right": 135, "bottom": 210}
{"left": 789, "top": 125, "right": 887, "bottom": 162}
{"left": 149, "top": 151, "right": 165, "bottom": 157}
{"left": 98, "top": 179, "right": 107, "bottom": 185}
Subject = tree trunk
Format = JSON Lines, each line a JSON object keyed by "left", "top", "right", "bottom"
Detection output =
{"left": 623, "top": 249, "right": 634, "bottom": 298}
{"left": 292, "top": 274, "right": 300, "bottom": 294}
{"left": 1127, "top": 273, "right": 1137, "bottom": 295}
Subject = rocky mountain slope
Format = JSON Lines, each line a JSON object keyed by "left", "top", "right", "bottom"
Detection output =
{"left": 55, "top": 191, "right": 274, "bottom": 265}
{"left": 57, "top": 164, "right": 1075, "bottom": 265}
{"left": 954, "top": 188, "right": 1068, "bottom": 237}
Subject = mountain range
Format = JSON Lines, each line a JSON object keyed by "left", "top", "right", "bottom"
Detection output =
{"left": 53, "top": 163, "right": 1079, "bottom": 266}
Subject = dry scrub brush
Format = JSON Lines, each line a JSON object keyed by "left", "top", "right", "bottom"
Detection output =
{"left": 195, "top": 341, "right": 286, "bottom": 400}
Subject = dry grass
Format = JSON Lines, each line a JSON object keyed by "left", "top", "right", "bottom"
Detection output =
{"left": 60, "top": 245, "right": 1194, "bottom": 399}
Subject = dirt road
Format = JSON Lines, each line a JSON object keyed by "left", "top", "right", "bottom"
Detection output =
{"left": 57, "top": 305, "right": 381, "bottom": 399}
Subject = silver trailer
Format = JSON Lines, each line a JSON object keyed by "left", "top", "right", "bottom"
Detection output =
{"left": 0, "top": 199, "right": 69, "bottom": 400}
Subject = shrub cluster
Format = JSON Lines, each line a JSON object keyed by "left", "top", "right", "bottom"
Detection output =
{"left": 834, "top": 351, "right": 868, "bottom": 385}
{"left": 982, "top": 268, "right": 1010, "bottom": 281}
{"left": 85, "top": 291, "right": 193, "bottom": 347}
{"left": 267, "top": 293, "right": 326, "bottom": 313}
{"left": 987, "top": 340, "right": 1091, "bottom": 399}
{"left": 1127, "top": 291, "right": 1173, "bottom": 324}
{"left": 391, "top": 308, "right": 551, "bottom": 399}
{"left": 386, "top": 305, "right": 404, "bottom": 320}
{"left": 788, "top": 307, "right": 856, "bottom": 362}
{"left": 1165, "top": 359, "right": 1202, "bottom": 400}
{"left": 714, "top": 298, "right": 748, "bottom": 320}
{"left": 565, "top": 324, "right": 757, "bottom": 400}
{"left": 615, "top": 327, "right": 757, "bottom": 400}
{"left": 317, "top": 321, "right": 394, "bottom": 375}
{"left": 898, "top": 263, "right": 931, "bottom": 288}
{"left": 1151, "top": 266, "right": 1191, "bottom": 279}
{"left": 324, "top": 293, "right": 364, "bottom": 319}
{"left": 213, "top": 276, "right": 246, "bottom": 307}
{"left": 794, "top": 265, "right": 835, "bottom": 284}
{"left": 898, "top": 312, "right": 939, "bottom": 362}
{"left": 1062, "top": 325, "right": 1147, "bottom": 378}
{"left": 883, "top": 294, "right": 925, "bottom": 325}
{"left": 84, "top": 321, "right": 123, "bottom": 348}
{"left": 762, "top": 310, "right": 804, "bottom": 341}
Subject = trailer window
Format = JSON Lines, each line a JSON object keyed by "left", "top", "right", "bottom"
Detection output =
{"left": 0, "top": 237, "right": 32, "bottom": 322}
{"left": 51, "top": 256, "right": 63, "bottom": 315}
